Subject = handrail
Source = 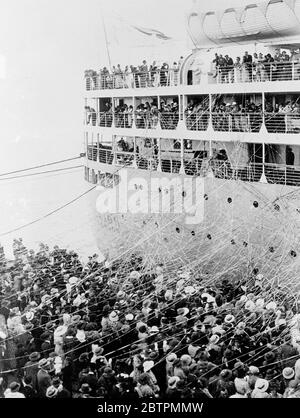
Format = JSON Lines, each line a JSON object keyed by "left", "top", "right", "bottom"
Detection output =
{"left": 85, "top": 111, "right": 300, "bottom": 134}
{"left": 85, "top": 69, "right": 180, "bottom": 91}
{"left": 212, "top": 61, "right": 300, "bottom": 84}
{"left": 86, "top": 145, "right": 300, "bottom": 187}
{"left": 85, "top": 61, "right": 300, "bottom": 90}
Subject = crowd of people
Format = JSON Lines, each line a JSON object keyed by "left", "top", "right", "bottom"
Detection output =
{"left": 213, "top": 49, "right": 300, "bottom": 83}
{"left": 0, "top": 238, "right": 300, "bottom": 399}
{"left": 114, "top": 100, "right": 179, "bottom": 130}
{"left": 85, "top": 58, "right": 184, "bottom": 91}
{"left": 86, "top": 94, "right": 300, "bottom": 134}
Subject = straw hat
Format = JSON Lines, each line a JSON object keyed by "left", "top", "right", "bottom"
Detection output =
{"left": 166, "top": 353, "right": 177, "bottom": 363}
{"left": 109, "top": 311, "right": 119, "bottom": 322}
{"left": 282, "top": 367, "right": 295, "bottom": 380}
{"left": 209, "top": 334, "right": 220, "bottom": 345}
{"left": 254, "top": 378, "right": 269, "bottom": 392}
{"left": 25, "top": 311, "right": 34, "bottom": 322}
{"left": 168, "top": 376, "right": 180, "bottom": 389}
{"left": 184, "top": 286, "right": 196, "bottom": 296}
{"left": 224, "top": 314, "right": 235, "bottom": 324}
{"left": 143, "top": 360, "right": 154, "bottom": 372}
{"left": 177, "top": 307, "right": 189, "bottom": 317}
{"left": 266, "top": 301, "right": 277, "bottom": 311}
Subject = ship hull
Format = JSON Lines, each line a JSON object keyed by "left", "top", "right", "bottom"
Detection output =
{"left": 87, "top": 163, "right": 300, "bottom": 288}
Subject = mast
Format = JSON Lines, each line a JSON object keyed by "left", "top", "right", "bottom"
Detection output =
{"left": 100, "top": 0, "right": 112, "bottom": 71}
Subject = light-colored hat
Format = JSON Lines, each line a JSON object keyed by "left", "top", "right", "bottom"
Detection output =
{"left": 125, "top": 313, "right": 134, "bottom": 321}
{"left": 282, "top": 367, "right": 295, "bottom": 380}
{"left": 248, "top": 366, "right": 259, "bottom": 375}
{"left": 184, "top": 286, "right": 196, "bottom": 296}
{"left": 143, "top": 360, "right": 154, "bottom": 372}
{"left": 240, "top": 295, "right": 248, "bottom": 303}
{"left": 69, "top": 276, "right": 79, "bottom": 285}
{"left": 277, "top": 319, "right": 286, "bottom": 327}
{"left": 224, "top": 314, "right": 235, "bottom": 324}
{"left": 129, "top": 271, "right": 140, "bottom": 280}
{"left": 266, "top": 301, "right": 277, "bottom": 311}
{"left": 166, "top": 353, "right": 177, "bottom": 363}
{"left": 109, "top": 311, "right": 119, "bottom": 322}
{"left": 46, "top": 386, "right": 58, "bottom": 398}
{"left": 165, "top": 290, "right": 173, "bottom": 300}
{"left": 0, "top": 331, "right": 7, "bottom": 339}
{"left": 245, "top": 300, "right": 256, "bottom": 311}
{"left": 177, "top": 307, "right": 189, "bottom": 317}
{"left": 168, "top": 376, "right": 180, "bottom": 389}
{"left": 54, "top": 325, "right": 68, "bottom": 338}
{"left": 40, "top": 295, "right": 51, "bottom": 304}
{"left": 209, "top": 334, "right": 220, "bottom": 344}
{"left": 255, "top": 378, "right": 269, "bottom": 392}
{"left": 256, "top": 274, "right": 264, "bottom": 281}
{"left": 180, "top": 354, "right": 192, "bottom": 365}
{"left": 25, "top": 311, "right": 34, "bottom": 321}
{"left": 117, "top": 290, "right": 125, "bottom": 299}
{"left": 176, "top": 279, "right": 185, "bottom": 289}
{"left": 256, "top": 298, "right": 265, "bottom": 308}
{"left": 149, "top": 326, "right": 159, "bottom": 335}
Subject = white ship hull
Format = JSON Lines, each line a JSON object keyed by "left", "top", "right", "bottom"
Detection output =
{"left": 87, "top": 163, "right": 300, "bottom": 288}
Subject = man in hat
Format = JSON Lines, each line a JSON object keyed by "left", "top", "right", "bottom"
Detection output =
{"left": 24, "top": 351, "right": 41, "bottom": 391}
{"left": 37, "top": 358, "right": 52, "bottom": 397}
{"left": 20, "top": 375, "right": 38, "bottom": 399}
{"left": 4, "top": 381, "right": 25, "bottom": 398}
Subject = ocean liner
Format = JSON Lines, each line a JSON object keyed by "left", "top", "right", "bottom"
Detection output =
{"left": 83, "top": 0, "right": 300, "bottom": 288}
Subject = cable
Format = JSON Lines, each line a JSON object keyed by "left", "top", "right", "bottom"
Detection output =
{"left": 0, "top": 155, "right": 85, "bottom": 178}
{"left": 0, "top": 165, "right": 83, "bottom": 182}
{"left": 0, "top": 185, "right": 97, "bottom": 238}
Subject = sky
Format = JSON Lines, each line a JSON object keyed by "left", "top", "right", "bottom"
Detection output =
{"left": 0, "top": 0, "right": 263, "bottom": 255}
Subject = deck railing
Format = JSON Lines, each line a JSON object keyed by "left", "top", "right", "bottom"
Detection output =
{"left": 211, "top": 112, "right": 263, "bottom": 133}
{"left": 87, "top": 145, "right": 300, "bottom": 187}
{"left": 86, "top": 111, "right": 300, "bottom": 134}
{"left": 85, "top": 62, "right": 300, "bottom": 90}
{"left": 85, "top": 69, "right": 180, "bottom": 91}
{"left": 213, "top": 62, "right": 300, "bottom": 84}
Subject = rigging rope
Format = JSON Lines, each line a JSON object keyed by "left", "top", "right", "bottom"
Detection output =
{"left": 0, "top": 155, "right": 85, "bottom": 178}
{"left": 0, "top": 185, "right": 96, "bottom": 238}
{"left": 0, "top": 165, "right": 83, "bottom": 182}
